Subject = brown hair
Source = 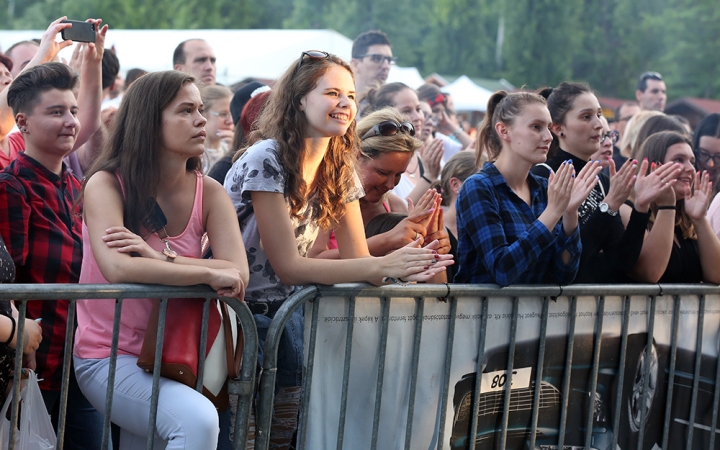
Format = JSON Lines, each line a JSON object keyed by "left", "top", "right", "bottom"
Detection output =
{"left": 359, "top": 82, "right": 411, "bottom": 117}
{"left": 437, "top": 151, "right": 477, "bottom": 206}
{"left": 639, "top": 131, "right": 696, "bottom": 239}
{"left": 538, "top": 82, "right": 593, "bottom": 156}
{"left": 477, "top": 90, "right": 547, "bottom": 165}
{"left": 83, "top": 70, "right": 202, "bottom": 235}
{"left": 237, "top": 53, "right": 358, "bottom": 231}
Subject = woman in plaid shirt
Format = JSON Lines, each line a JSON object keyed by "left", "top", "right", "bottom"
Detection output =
{"left": 455, "top": 91, "right": 601, "bottom": 286}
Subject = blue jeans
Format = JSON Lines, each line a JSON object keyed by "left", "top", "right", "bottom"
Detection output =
{"left": 255, "top": 306, "right": 304, "bottom": 388}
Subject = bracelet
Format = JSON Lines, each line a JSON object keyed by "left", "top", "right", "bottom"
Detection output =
{"left": 1, "top": 314, "right": 16, "bottom": 346}
{"left": 382, "top": 277, "right": 413, "bottom": 286}
{"left": 656, "top": 205, "right": 676, "bottom": 210}
{"left": 420, "top": 174, "right": 433, "bottom": 184}
{"left": 451, "top": 127, "right": 463, "bottom": 138}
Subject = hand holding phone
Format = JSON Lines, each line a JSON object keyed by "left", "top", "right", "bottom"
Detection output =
{"left": 60, "top": 20, "right": 96, "bottom": 43}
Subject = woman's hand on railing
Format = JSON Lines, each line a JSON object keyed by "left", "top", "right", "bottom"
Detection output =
{"left": 210, "top": 268, "right": 246, "bottom": 299}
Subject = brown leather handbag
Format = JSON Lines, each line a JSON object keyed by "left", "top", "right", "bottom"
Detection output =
{"left": 137, "top": 298, "right": 243, "bottom": 411}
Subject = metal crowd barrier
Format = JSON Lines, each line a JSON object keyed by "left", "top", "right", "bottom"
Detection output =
{"left": 1, "top": 284, "right": 258, "bottom": 450}
{"left": 256, "top": 283, "right": 720, "bottom": 450}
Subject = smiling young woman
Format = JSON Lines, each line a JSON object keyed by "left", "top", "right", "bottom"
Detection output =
{"left": 629, "top": 131, "right": 720, "bottom": 283}
{"left": 224, "top": 51, "right": 451, "bottom": 446}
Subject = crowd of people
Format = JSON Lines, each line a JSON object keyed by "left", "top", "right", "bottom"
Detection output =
{"left": 0, "top": 16, "right": 718, "bottom": 450}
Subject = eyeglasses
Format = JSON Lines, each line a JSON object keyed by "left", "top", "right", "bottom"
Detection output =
{"left": 601, "top": 130, "right": 619, "bottom": 145}
{"left": 697, "top": 148, "right": 720, "bottom": 167}
{"left": 361, "top": 120, "right": 415, "bottom": 140}
{"left": 209, "top": 111, "right": 232, "bottom": 120}
{"left": 294, "top": 50, "right": 329, "bottom": 75}
{"left": 356, "top": 54, "right": 397, "bottom": 65}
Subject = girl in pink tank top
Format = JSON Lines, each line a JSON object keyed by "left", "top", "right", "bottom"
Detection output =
{"left": 73, "top": 70, "right": 249, "bottom": 449}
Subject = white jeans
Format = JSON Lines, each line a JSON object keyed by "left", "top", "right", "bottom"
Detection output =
{"left": 74, "top": 355, "right": 219, "bottom": 450}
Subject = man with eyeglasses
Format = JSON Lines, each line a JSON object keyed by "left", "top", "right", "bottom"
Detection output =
{"left": 351, "top": 30, "right": 396, "bottom": 96}
{"left": 635, "top": 71, "right": 667, "bottom": 111}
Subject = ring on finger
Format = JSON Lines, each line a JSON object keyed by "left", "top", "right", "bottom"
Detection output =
{"left": 414, "top": 232, "right": 420, "bottom": 240}
{"left": 430, "top": 258, "right": 437, "bottom": 264}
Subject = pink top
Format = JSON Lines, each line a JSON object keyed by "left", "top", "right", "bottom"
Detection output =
{"left": 74, "top": 172, "right": 205, "bottom": 359}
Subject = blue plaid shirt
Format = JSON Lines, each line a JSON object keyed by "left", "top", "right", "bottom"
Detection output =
{"left": 455, "top": 162, "right": 581, "bottom": 286}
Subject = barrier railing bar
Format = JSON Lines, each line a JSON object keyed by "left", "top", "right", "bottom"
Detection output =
{"left": 611, "top": 296, "right": 631, "bottom": 450}
{"left": 661, "top": 295, "right": 681, "bottom": 449}
{"left": 101, "top": 298, "right": 123, "bottom": 450}
{"left": 584, "top": 295, "right": 605, "bottom": 449}
{"left": 370, "top": 296, "right": 391, "bottom": 450}
{"left": 314, "top": 283, "right": 720, "bottom": 300}
{"left": 336, "top": 296, "right": 356, "bottom": 450}
{"left": 256, "top": 286, "right": 318, "bottom": 450}
{"left": 557, "top": 296, "right": 577, "bottom": 450}
{"left": 436, "top": 296, "right": 457, "bottom": 450}
{"left": 194, "top": 298, "right": 212, "bottom": 392}
{"left": 637, "top": 295, "right": 657, "bottom": 450}
{"left": 55, "top": 299, "right": 77, "bottom": 450}
{"left": 225, "top": 297, "right": 258, "bottom": 450}
{"left": 9, "top": 300, "right": 28, "bottom": 448}
{"left": 528, "top": 296, "right": 550, "bottom": 450}
{"left": 468, "top": 296, "right": 489, "bottom": 450}
{"left": 709, "top": 296, "right": 720, "bottom": 450}
{"left": 146, "top": 297, "right": 168, "bottom": 450}
{"left": 403, "top": 296, "right": 424, "bottom": 450}
{"left": 296, "top": 294, "right": 319, "bottom": 450}
{"left": 498, "top": 296, "right": 519, "bottom": 450}
{"left": 685, "top": 294, "right": 705, "bottom": 450}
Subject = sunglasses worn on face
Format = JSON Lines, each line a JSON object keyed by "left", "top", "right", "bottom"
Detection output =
{"left": 601, "top": 130, "right": 619, "bottom": 145}
{"left": 294, "top": 50, "right": 329, "bottom": 75}
{"left": 356, "top": 54, "right": 397, "bottom": 65}
{"left": 361, "top": 120, "right": 415, "bottom": 140}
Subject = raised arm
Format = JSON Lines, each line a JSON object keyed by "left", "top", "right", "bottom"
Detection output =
{"left": 685, "top": 171, "right": 720, "bottom": 284}
{"left": 73, "top": 19, "right": 108, "bottom": 164}
{"left": 0, "top": 18, "right": 73, "bottom": 139}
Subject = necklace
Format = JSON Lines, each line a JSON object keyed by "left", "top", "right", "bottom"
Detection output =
{"left": 406, "top": 153, "right": 420, "bottom": 178}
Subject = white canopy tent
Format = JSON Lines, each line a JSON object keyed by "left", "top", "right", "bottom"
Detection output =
{"left": 442, "top": 75, "right": 493, "bottom": 112}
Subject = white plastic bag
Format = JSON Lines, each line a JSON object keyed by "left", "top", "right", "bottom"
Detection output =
{"left": 0, "top": 385, "right": 19, "bottom": 449}
{"left": 18, "top": 370, "right": 56, "bottom": 450}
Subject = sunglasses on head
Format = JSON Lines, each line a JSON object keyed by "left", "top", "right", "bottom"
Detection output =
{"left": 361, "top": 120, "right": 415, "bottom": 140}
{"left": 294, "top": 50, "right": 329, "bottom": 75}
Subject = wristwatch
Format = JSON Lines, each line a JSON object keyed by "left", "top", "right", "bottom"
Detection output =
{"left": 599, "top": 202, "right": 618, "bottom": 216}
{"left": 162, "top": 241, "right": 177, "bottom": 262}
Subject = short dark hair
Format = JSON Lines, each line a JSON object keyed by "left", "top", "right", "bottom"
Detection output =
{"left": 125, "top": 68, "right": 148, "bottom": 88}
{"left": 0, "top": 53, "right": 13, "bottom": 72}
{"left": 636, "top": 71, "right": 663, "bottom": 92}
{"left": 352, "top": 30, "right": 391, "bottom": 59}
{"left": 173, "top": 40, "right": 187, "bottom": 65}
{"left": 7, "top": 62, "right": 78, "bottom": 115}
{"left": 101, "top": 49, "right": 120, "bottom": 91}
{"left": 614, "top": 101, "right": 639, "bottom": 121}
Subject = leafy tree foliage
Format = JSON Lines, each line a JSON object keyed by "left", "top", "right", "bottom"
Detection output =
{"left": 3, "top": 0, "right": 718, "bottom": 100}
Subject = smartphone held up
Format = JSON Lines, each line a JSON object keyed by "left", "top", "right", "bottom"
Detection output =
{"left": 60, "top": 20, "right": 96, "bottom": 43}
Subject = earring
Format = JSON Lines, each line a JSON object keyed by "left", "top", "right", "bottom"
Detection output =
{"left": 559, "top": 132, "right": 565, "bottom": 137}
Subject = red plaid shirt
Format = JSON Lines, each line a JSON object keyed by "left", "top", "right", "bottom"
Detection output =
{"left": 0, "top": 153, "right": 82, "bottom": 391}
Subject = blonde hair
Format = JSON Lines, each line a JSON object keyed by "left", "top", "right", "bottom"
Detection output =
{"left": 620, "top": 110, "right": 663, "bottom": 159}
{"left": 201, "top": 84, "right": 232, "bottom": 111}
{"left": 357, "top": 107, "right": 421, "bottom": 158}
